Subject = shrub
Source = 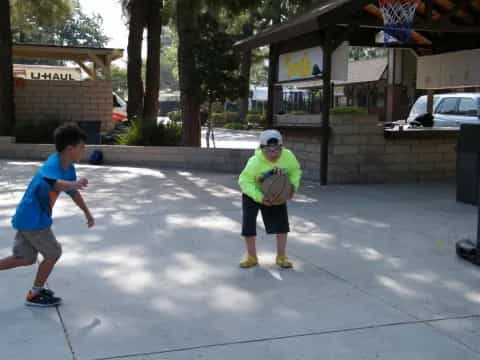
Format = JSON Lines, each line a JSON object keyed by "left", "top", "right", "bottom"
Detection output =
{"left": 15, "top": 118, "right": 63, "bottom": 143}
{"left": 246, "top": 113, "right": 266, "bottom": 128}
{"left": 116, "top": 120, "right": 142, "bottom": 145}
{"left": 224, "top": 122, "right": 246, "bottom": 130}
{"left": 117, "top": 120, "right": 182, "bottom": 146}
{"left": 331, "top": 107, "right": 368, "bottom": 115}
{"left": 209, "top": 112, "right": 240, "bottom": 127}
{"left": 168, "top": 110, "right": 182, "bottom": 123}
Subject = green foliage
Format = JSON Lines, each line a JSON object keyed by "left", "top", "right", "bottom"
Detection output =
{"left": 11, "top": 0, "right": 73, "bottom": 33}
{"left": 197, "top": 12, "right": 245, "bottom": 106}
{"left": 349, "top": 47, "right": 387, "bottom": 61}
{"left": 117, "top": 120, "right": 182, "bottom": 146}
{"left": 111, "top": 66, "right": 128, "bottom": 99}
{"left": 224, "top": 122, "right": 246, "bottom": 130}
{"left": 331, "top": 107, "right": 368, "bottom": 115}
{"left": 168, "top": 110, "right": 182, "bottom": 123}
{"left": 15, "top": 118, "right": 63, "bottom": 143}
{"left": 116, "top": 120, "right": 143, "bottom": 146}
{"left": 11, "top": 0, "right": 108, "bottom": 48}
{"left": 246, "top": 113, "right": 266, "bottom": 127}
{"left": 209, "top": 112, "right": 240, "bottom": 126}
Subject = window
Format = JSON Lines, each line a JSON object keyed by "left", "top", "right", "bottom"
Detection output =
{"left": 458, "top": 98, "right": 478, "bottom": 116}
{"left": 436, "top": 98, "right": 458, "bottom": 115}
{"left": 411, "top": 96, "right": 427, "bottom": 115}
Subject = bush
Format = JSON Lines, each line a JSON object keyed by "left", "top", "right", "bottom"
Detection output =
{"left": 224, "top": 122, "right": 246, "bottom": 130}
{"left": 209, "top": 112, "right": 240, "bottom": 127}
{"left": 15, "top": 118, "right": 63, "bottom": 143}
{"left": 331, "top": 107, "right": 368, "bottom": 115}
{"left": 246, "top": 113, "right": 266, "bottom": 128}
{"left": 117, "top": 120, "right": 182, "bottom": 146}
{"left": 116, "top": 120, "right": 142, "bottom": 145}
{"left": 168, "top": 110, "right": 182, "bottom": 123}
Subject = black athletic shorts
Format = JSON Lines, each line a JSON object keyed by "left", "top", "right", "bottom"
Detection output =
{"left": 241, "top": 194, "right": 290, "bottom": 236}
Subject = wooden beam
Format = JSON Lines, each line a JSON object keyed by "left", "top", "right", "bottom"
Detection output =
{"left": 75, "top": 60, "right": 95, "bottom": 79}
{"left": 88, "top": 52, "right": 106, "bottom": 71}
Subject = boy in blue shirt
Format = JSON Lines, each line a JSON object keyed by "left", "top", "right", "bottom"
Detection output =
{"left": 0, "top": 123, "right": 95, "bottom": 307}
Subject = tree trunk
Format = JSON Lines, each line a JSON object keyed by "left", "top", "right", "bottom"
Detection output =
{"left": 176, "top": 0, "right": 201, "bottom": 147}
{"left": 127, "top": 0, "right": 147, "bottom": 122}
{"left": 143, "top": 0, "right": 162, "bottom": 125}
{"left": 0, "top": 0, "right": 14, "bottom": 136}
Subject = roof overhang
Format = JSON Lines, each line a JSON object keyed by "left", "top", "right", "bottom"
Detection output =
{"left": 13, "top": 44, "right": 124, "bottom": 62}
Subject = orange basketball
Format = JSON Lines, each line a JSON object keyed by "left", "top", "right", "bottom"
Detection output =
{"left": 261, "top": 173, "right": 292, "bottom": 205}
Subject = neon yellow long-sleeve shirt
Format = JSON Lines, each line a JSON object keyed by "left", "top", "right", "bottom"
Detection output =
{"left": 238, "top": 148, "right": 302, "bottom": 203}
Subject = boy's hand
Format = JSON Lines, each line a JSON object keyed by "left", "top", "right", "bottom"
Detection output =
{"left": 86, "top": 213, "right": 95, "bottom": 228}
{"left": 75, "top": 178, "right": 88, "bottom": 190}
{"left": 263, "top": 198, "right": 273, "bottom": 207}
{"left": 289, "top": 188, "right": 295, "bottom": 200}
{"left": 273, "top": 167, "right": 284, "bottom": 176}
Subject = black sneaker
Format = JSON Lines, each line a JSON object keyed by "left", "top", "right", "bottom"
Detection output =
{"left": 25, "top": 289, "right": 62, "bottom": 307}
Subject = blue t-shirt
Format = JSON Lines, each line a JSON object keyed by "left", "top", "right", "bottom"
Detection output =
{"left": 12, "top": 153, "right": 77, "bottom": 231}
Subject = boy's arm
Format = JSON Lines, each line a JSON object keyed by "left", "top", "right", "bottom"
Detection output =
{"left": 238, "top": 159, "right": 264, "bottom": 203}
{"left": 45, "top": 178, "right": 88, "bottom": 193}
{"left": 70, "top": 191, "right": 95, "bottom": 228}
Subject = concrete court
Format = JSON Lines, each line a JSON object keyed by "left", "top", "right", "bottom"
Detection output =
{"left": 1, "top": 159, "right": 480, "bottom": 360}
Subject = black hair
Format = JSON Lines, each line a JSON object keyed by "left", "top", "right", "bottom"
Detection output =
{"left": 54, "top": 123, "right": 87, "bottom": 152}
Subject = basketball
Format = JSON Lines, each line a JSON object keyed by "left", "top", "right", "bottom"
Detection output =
{"left": 261, "top": 173, "right": 292, "bottom": 205}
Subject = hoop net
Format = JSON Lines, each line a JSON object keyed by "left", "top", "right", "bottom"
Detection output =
{"left": 378, "top": 0, "right": 419, "bottom": 45}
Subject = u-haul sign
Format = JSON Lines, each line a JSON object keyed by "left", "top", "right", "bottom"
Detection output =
{"left": 13, "top": 64, "right": 82, "bottom": 81}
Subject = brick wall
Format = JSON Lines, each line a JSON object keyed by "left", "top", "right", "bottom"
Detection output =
{"left": 15, "top": 80, "right": 113, "bottom": 131}
{"left": 281, "top": 114, "right": 458, "bottom": 183}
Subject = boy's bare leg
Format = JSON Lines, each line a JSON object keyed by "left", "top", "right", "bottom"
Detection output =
{"left": 33, "top": 258, "right": 59, "bottom": 288}
{"left": 0, "top": 256, "right": 34, "bottom": 270}
{"left": 244, "top": 236, "right": 257, "bottom": 258}
{"left": 276, "top": 233, "right": 288, "bottom": 257}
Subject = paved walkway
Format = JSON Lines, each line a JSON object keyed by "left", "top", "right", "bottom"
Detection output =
{"left": 1, "top": 160, "right": 480, "bottom": 360}
{"left": 201, "top": 128, "right": 260, "bottom": 149}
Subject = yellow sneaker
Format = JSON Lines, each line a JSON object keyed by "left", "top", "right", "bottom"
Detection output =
{"left": 239, "top": 256, "right": 258, "bottom": 268}
{"left": 276, "top": 255, "right": 293, "bottom": 269}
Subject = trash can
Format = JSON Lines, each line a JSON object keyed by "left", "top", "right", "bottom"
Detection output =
{"left": 77, "top": 121, "right": 101, "bottom": 145}
{"left": 456, "top": 124, "right": 480, "bottom": 205}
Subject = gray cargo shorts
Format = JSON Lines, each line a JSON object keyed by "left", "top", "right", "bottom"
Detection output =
{"left": 13, "top": 228, "right": 62, "bottom": 263}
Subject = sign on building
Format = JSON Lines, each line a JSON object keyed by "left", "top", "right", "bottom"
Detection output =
{"left": 278, "top": 42, "right": 349, "bottom": 82}
{"left": 13, "top": 64, "right": 82, "bottom": 81}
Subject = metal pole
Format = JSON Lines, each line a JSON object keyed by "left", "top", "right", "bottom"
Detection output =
{"left": 321, "top": 30, "right": 332, "bottom": 185}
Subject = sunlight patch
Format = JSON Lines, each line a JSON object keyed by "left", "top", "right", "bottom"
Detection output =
{"left": 210, "top": 285, "right": 258, "bottom": 312}
{"left": 377, "top": 275, "right": 417, "bottom": 297}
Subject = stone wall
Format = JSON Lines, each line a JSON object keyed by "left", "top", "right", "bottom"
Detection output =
{"left": 14, "top": 80, "right": 113, "bottom": 131}
{"left": 0, "top": 143, "right": 252, "bottom": 174}
{"left": 280, "top": 114, "right": 458, "bottom": 183}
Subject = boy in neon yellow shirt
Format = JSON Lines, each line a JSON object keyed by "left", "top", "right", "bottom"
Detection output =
{"left": 238, "top": 130, "right": 302, "bottom": 269}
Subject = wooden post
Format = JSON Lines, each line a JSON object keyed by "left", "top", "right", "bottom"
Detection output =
{"left": 427, "top": 90, "right": 434, "bottom": 113}
{"left": 266, "top": 44, "right": 279, "bottom": 128}
{"left": 321, "top": 30, "right": 333, "bottom": 185}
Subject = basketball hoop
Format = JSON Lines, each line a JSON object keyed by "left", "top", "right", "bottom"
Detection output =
{"left": 378, "top": 0, "right": 419, "bottom": 45}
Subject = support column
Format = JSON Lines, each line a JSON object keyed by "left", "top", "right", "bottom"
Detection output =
{"left": 321, "top": 30, "right": 333, "bottom": 185}
{"left": 266, "top": 44, "right": 279, "bottom": 128}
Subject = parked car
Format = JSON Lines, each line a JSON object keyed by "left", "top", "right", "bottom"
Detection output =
{"left": 113, "top": 92, "right": 128, "bottom": 125}
{"left": 407, "top": 93, "right": 480, "bottom": 127}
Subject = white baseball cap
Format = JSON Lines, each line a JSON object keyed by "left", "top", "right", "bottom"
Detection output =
{"left": 259, "top": 129, "right": 283, "bottom": 146}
